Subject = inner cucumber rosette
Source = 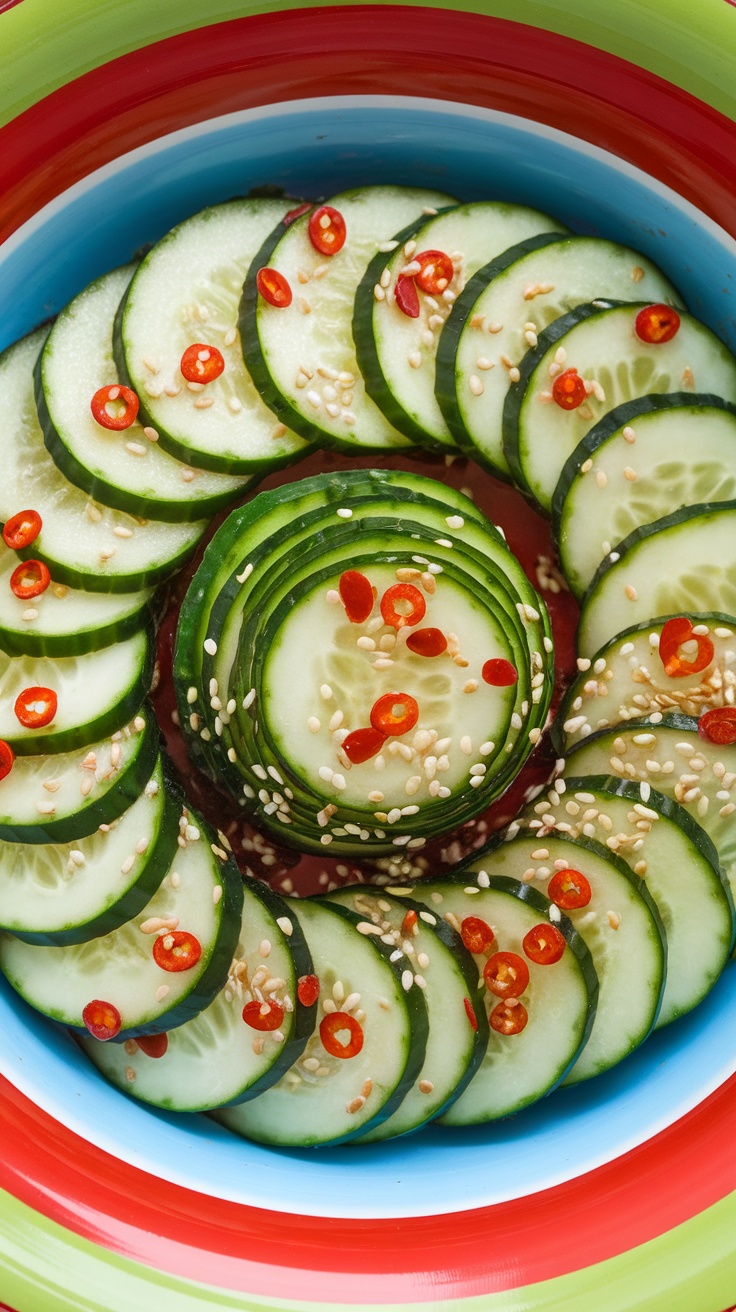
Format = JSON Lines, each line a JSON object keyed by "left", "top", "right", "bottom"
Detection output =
{"left": 175, "top": 469, "right": 553, "bottom": 857}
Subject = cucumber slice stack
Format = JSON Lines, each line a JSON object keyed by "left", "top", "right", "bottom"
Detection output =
{"left": 174, "top": 467, "right": 554, "bottom": 858}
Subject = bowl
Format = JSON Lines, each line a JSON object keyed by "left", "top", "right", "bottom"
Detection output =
{"left": 0, "top": 3, "right": 735, "bottom": 1310}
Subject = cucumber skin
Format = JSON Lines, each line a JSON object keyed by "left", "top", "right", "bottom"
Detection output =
{"left": 214, "top": 878, "right": 319, "bottom": 1106}
{"left": 52, "top": 834, "right": 246, "bottom": 1041}
{"left": 411, "top": 874, "right": 600, "bottom": 1119}
{"left": 0, "top": 706, "right": 160, "bottom": 845}
{"left": 4, "top": 627, "right": 154, "bottom": 758}
{"left": 113, "top": 285, "right": 316, "bottom": 477}
{"left": 550, "top": 610, "right": 736, "bottom": 758}
{"left": 501, "top": 298, "right": 624, "bottom": 506}
{"left": 550, "top": 393, "right": 736, "bottom": 599}
{"left": 577, "top": 499, "right": 736, "bottom": 656}
{"left": 325, "top": 886, "right": 489, "bottom": 1140}
{"left": 443, "top": 870, "right": 600, "bottom": 1029}
{"left": 270, "top": 899, "right": 430, "bottom": 1149}
{"left": 352, "top": 210, "right": 456, "bottom": 452}
{"left": 560, "top": 773, "right": 736, "bottom": 955}
{"left": 239, "top": 217, "right": 417, "bottom": 458}
{"left": 0, "top": 591, "right": 154, "bottom": 660}
{"left": 34, "top": 351, "right": 254, "bottom": 526}
{"left": 434, "top": 231, "right": 565, "bottom": 476}
{"left": 5, "top": 759, "right": 182, "bottom": 948}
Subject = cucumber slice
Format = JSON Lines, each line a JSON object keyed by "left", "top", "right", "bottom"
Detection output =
{"left": 0, "top": 628, "right": 152, "bottom": 755}
{"left": 408, "top": 875, "right": 597, "bottom": 1121}
{"left": 436, "top": 236, "right": 681, "bottom": 479}
{"left": 79, "top": 878, "right": 317, "bottom": 1111}
{"left": 458, "top": 834, "right": 664, "bottom": 1083}
{"left": 240, "top": 186, "right": 455, "bottom": 454}
{"left": 553, "top": 613, "right": 736, "bottom": 754}
{"left": 0, "top": 705, "right": 158, "bottom": 843}
{"left": 565, "top": 714, "right": 736, "bottom": 908}
{"left": 117, "top": 198, "right": 312, "bottom": 475}
{"left": 323, "top": 886, "right": 488, "bottom": 1139}
{"left": 175, "top": 470, "right": 552, "bottom": 858}
{"left": 504, "top": 302, "right": 736, "bottom": 511}
{"left": 0, "top": 539, "right": 153, "bottom": 659}
{"left": 0, "top": 757, "right": 180, "bottom": 946}
{"left": 217, "top": 897, "right": 429, "bottom": 1147}
{"left": 553, "top": 395, "right": 736, "bottom": 597}
{"left": 37, "top": 266, "right": 255, "bottom": 522}
{"left": 355, "top": 202, "right": 567, "bottom": 449}
{"left": 0, "top": 806, "right": 244, "bottom": 1036}
{"left": 1, "top": 329, "right": 207, "bottom": 593}
{"left": 522, "top": 775, "right": 734, "bottom": 1025}
{"left": 578, "top": 502, "right": 736, "bottom": 657}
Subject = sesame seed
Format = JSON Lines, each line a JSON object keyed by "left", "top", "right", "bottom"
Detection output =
{"left": 625, "top": 585, "right": 638, "bottom": 601}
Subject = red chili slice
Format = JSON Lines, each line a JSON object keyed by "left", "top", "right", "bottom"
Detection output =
{"left": 401, "top": 909, "right": 418, "bottom": 938}
{"left": 341, "top": 726, "right": 387, "bottom": 764}
{"left": 82, "top": 999, "right": 122, "bottom": 1042}
{"left": 3, "top": 509, "right": 42, "bottom": 551}
{"left": 283, "top": 201, "right": 313, "bottom": 226}
{"left": 698, "top": 706, "right": 736, "bottom": 746}
{"left": 548, "top": 867, "right": 592, "bottom": 910}
{"left": 490, "top": 999, "right": 528, "bottom": 1035}
{"left": 523, "top": 923, "right": 566, "bottom": 965}
{"left": 460, "top": 916, "right": 495, "bottom": 955}
{"left": 308, "top": 205, "right": 347, "bottom": 256}
{"left": 380, "top": 582, "right": 426, "bottom": 630}
{"left": 0, "top": 740, "right": 15, "bottom": 782}
{"left": 339, "top": 569, "right": 374, "bottom": 623}
{"left": 370, "top": 691, "right": 419, "bottom": 738}
{"left": 414, "top": 249, "right": 454, "bottom": 294}
{"left": 319, "top": 1011, "right": 364, "bottom": 1059}
{"left": 180, "top": 343, "right": 225, "bottom": 384}
{"left": 152, "top": 930, "right": 202, "bottom": 973}
{"left": 256, "top": 267, "right": 292, "bottom": 308}
{"left": 482, "top": 658, "right": 518, "bottom": 686}
{"left": 406, "top": 627, "right": 447, "bottom": 658}
{"left": 659, "top": 616, "right": 714, "bottom": 678}
{"left": 14, "top": 686, "right": 57, "bottom": 729}
{"left": 394, "top": 274, "right": 420, "bottom": 318}
{"left": 242, "top": 999, "right": 285, "bottom": 1032}
{"left": 483, "top": 951, "right": 530, "bottom": 998}
{"left": 552, "top": 368, "right": 587, "bottom": 410}
{"left": 10, "top": 559, "right": 51, "bottom": 600}
{"left": 136, "top": 1033, "right": 169, "bottom": 1059}
{"left": 635, "top": 303, "right": 681, "bottom": 344}
{"left": 90, "top": 384, "right": 140, "bottom": 430}
{"left": 463, "top": 996, "right": 478, "bottom": 1031}
{"left": 297, "top": 974, "right": 320, "bottom": 1007}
